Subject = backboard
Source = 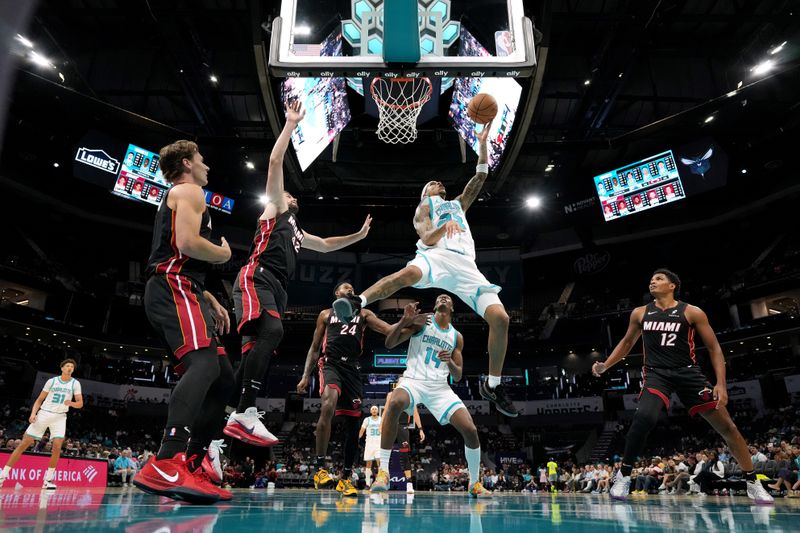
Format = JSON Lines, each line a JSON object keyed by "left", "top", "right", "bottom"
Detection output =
{"left": 269, "top": 0, "right": 536, "bottom": 78}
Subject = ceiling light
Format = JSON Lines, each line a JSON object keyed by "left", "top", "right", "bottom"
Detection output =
{"left": 726, "top": 90, "right": 736, "bottom": 97}
{"left": 768, "top": 41, "right": 786, "bottom": 55}
{"left": 245, "top": 161, "right": 255, "bottom": 170}
{"left": 583, "top": 79, "right": 591, "bottom": 85}
{"left": 16, "top": 34, "right": 34, "bottom": 48}
{"left": 58, "top": 72, "right": 65, "bottom": 83}
{"left": 294, "top": 25, "right": 311, "bottom": 36}
{"left": 618, "top": 72, "right": 623, "bottom": 78}
{"left": 525, "top": 196, "right": 542, "bottom": 209}
{"left": 741, "top": 169, "right": 747, "bottom": 174}
{"left": 258, "top": 195, "right": 269, "bottom": 205}
{"left": 751, "top": 60, "right": 774, "bottom": 76}
{"left": 209, "top": 74, "right": 219, "bottom": 83}
{"left": 317, "top": 195, "right": 324, "bottom": 200}
{"left": 29, "top": 51, "right": 53, "bottom": 69}
{"left": 704, "top": 115, "right": 715, "bottom": 123}
{"left": 53, "top": 162, "right": 59, "bottom": 168}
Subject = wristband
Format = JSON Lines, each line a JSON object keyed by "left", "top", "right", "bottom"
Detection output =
{"left": 476, "top": 163, "right": 489, "bottom": 174}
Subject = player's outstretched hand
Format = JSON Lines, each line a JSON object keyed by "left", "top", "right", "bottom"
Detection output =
{"left": 285, "top": 100, "right": 306, "bottom": 124}
{"left": 358, "top": 214, "right": 372, "bottom": 238}
{"left": 419, "top": 429, "right": 426, "bottom": 443}
{"left": 297, "top": 376, "right": 309, "bottom": 394}
{"left": 29, "top": 412, "right": 37, "bottom": 424}
{"left": 402, "top": 302, "right": 420, "bottom": 323}
{"left": 412, "top": 312, "right": 432, "bottom": 329}
{"left": 476, "top": 122, "right": 491, "bottom": 144}
{"left": 443, "top": 220, "right": 464, "bottom": 239}
{"left": 591, "top": 361, "right": 606, "bottom": 377}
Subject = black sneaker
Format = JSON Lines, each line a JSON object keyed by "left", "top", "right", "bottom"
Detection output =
{"left": 333, "top": 294, "right": 362, "bottom": 322}
{"left": 479, "top": 380, "right": 518, "bottom": 417}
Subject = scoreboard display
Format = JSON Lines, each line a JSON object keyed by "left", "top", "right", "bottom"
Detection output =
{"left": 112, "top": 144, "right": 168, "bottom": 207}
{"left": 594, "top": 150, "right": 685, "bottom": 222}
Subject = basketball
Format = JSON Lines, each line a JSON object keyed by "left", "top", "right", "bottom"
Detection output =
{"left": 467, "top": 93, "right": 498, "bottom": 124}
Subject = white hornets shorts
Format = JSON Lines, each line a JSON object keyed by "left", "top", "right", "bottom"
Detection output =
{"left": 396, "top": 377, "right": 466, "bottom": 426}
{"left": 407, "top": 248, "right": 502, "bottom": 318}
{"left": 25, "top": 410, "right": 67, "bottom": 440}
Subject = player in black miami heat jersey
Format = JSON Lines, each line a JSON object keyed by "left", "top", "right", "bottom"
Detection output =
{"left": 226, "top": 101, "right": 373, "bottom": 447}
{"left": 592, "top": 269, "right": 772, "bottom": 504}
{"left": 134, "top": 140, "right": 234, "bottom": 504}
{"left": 296, "top": 282, "right": 428, "bottom": 496}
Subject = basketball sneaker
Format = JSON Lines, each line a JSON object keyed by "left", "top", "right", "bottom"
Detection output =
{"left": 0, "top": 471, "right": 7, "bottom": 488}
{"left": 746, "top": 480, "right": 774, "bottom": 504}
{"left": 223, "top": 407, "right": 278, "bottom": 447}
{"left": 469, "top": 482, "right": 492, "bottom": 498}
{"left": 314, "top": 468, "right": 335, "bottom": 489}
{"left": 479, "top": 380, "right": 519, "bottom": 417}
{"left": 332, "top": 294, "right": 362, "bottom": 322}
{"left": 336, "top": 479, "right": 358, "bottom": 497}
{"left": 610, "top": 471, "right": 631, "bottom": 501}
{"left": 42, "top": 479, "right": 57, "bottom": 490}
{"left": 406, "top": 482, "right": 415, "bottom": 494}
{"left": 202, "top": 439, "right": 226, "bottom": 484}
{"left": 370, "top": 470, "right": 390, "bottom": 493}
{"left": 132, "top": 453, "right": 220, "bottom": 504}
{"left": 193, "top": 468, "right": 232, "bottom": 501}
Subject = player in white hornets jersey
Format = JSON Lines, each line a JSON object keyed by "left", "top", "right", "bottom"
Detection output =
{"left": 370, "top": 295, "right": 491, "bottom": 498}
{"left": 332, "top": 124, "right": 517, "bottom": 418}
{"left": 359, "top": 405, "right": 382, "bottom": 486}
{"left": 0, "top": 359, "right": 84, "bottom": 489}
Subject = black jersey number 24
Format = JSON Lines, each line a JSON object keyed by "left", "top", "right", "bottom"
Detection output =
{"left": 340, "top": 323, "right": 358, "bottom": 336}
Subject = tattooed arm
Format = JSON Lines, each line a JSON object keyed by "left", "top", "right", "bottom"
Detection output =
{"left": 455, "top": 125, "right": 491, "bottom": 212}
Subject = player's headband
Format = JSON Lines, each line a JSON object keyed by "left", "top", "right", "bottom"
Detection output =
{"left": 421, "top": 181, "right": 437, "bottom": 201}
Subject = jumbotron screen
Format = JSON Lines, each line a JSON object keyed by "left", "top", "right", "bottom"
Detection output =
{"left": 112, "top": 144, "right": 168, "bottom": 207}
{"left": 594, "top": 150, "right": 685, "bottom": 222}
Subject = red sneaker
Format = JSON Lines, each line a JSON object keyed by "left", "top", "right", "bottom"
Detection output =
{"left": 132, "top": 453, "right": 220, "bottom": 504}
{"left": 192, "top": 468, "right": 233, "bottom": 501}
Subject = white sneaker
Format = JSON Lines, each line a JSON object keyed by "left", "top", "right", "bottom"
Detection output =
{"left": 202, "top": 439, "right": 226, "bottom": 483}
{"left": 406, "top": 482, "right": 415, "bottom": 494}
{"left": 223, "top": 407, "right": 278, "bottom": 446}
{"left": 42, "top": 479, "right": 57, "bottom": 490}
{"left": 610, "top": 472, "right": 631, "bottom": 501}
{"left": 746, "top": 480, "right": 774, "bottom": 504}
{"left": 0, "top": 473, "right": 6, "bottom": 488}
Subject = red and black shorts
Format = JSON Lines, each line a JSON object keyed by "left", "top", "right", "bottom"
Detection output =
{"left": 640, "top": 365, "right": 717, "bottom": 417}
{"left": 233, "top": 265, "right": 287, "bottom": 354}
{"left": 145, "top": 274, "right": 216, "bottom": 359}
{"left": 318, "top": 357, "right": 362, "bottom": 417}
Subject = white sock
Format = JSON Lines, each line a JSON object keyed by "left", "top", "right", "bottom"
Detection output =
{"left": 465, "top": 445, "right": 481, "bottom": 486}
{"left": 1, "top": 465, "right": 10, "bottom": 477}
{"left": 45, "top": 468, "right": 55, "bottom": 482}
{"left": 378, "top": 449, "right": 392, "bottom": 472}
{"left": 358, "top": 294, "right": 367, "bottom": 307}
{"left": 487, "top": 375, "right": 501, "bottom": 389}
{"left": 121, "top": 471, "right": 128, "bottom": 483}
{"left": 365, "top": 469, "right": 372, "bottom": 485}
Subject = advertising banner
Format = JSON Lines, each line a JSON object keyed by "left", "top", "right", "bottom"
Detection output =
{"left": 0, "top": 452, "right": 107, "bottom": 488}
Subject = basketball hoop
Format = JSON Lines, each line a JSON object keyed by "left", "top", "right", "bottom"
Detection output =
{"left": 370, "top": 77, "right": 432, "bottom": 144}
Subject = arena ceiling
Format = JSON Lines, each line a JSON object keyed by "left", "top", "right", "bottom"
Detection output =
{"left": 1, "top": 0, "right": 799, "bottom": 251}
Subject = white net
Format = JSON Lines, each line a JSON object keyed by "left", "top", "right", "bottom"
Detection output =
{"left": 370, "top": 77, "right": 432, "bottom": 144}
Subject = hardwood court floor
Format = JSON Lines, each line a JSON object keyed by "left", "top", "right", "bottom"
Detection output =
{"left": 1, "top": 487, "right": 798, "bottom": 532}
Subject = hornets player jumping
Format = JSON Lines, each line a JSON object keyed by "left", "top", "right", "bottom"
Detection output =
{"left": 370, "top": 296, "right": 492, "bottom": 498}
{"left": 332, "top": 125, "right": 517, "bottom": 417}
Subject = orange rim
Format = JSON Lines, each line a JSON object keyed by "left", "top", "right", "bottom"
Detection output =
{"left": 370, "top": 77, "right": 432, "bottom": 110}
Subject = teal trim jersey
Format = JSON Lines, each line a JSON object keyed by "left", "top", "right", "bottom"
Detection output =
{"left": 416, "top": 196, "right": 476, "bottom": 259}
{"left": 404, "top": 321, "right": 458, "bottom": 382}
